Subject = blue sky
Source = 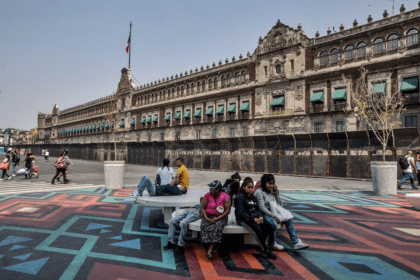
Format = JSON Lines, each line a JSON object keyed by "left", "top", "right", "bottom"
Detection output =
{"left": 0, "top": 0, "right": 416, "bottom": 130}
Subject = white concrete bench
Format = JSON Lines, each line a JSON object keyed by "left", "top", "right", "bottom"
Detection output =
{"left": 406, "top": 193, "right": 420, "bottom": 210}
{"left": 136, "top": 188, "right": 207, "bottom": 224}
{"left": 172, "top": 207, "right": 280, "bottom": 245}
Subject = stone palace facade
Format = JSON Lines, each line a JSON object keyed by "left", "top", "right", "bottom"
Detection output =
{"left": 37, "top": 4, "right": 420, "bottom": 146}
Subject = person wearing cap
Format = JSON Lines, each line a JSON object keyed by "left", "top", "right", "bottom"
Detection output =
{"left": 222, "top": 172, "right": 241, "bottom": 199}
{"left": 200, "top": 180, "right": 231, "bottom": 260}
{"left": 163, "top": 203, "right": 202, "bottom": 253}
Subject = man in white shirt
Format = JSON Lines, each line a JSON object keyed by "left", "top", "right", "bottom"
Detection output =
{"left": 398, "top": 151, "right": 419, "bottom": 190}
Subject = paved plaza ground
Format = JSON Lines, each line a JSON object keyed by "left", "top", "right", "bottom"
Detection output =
{"left": 0, "top": 156, "right": 419, "bottom": 279}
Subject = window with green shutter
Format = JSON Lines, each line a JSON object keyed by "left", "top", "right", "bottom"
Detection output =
{"left": 270, "top": 96, "right": 285, "bottom": 106}
{"left": 332, "top": 88, "right": 347, "bottom": 100}
{"left": 205, "top": 107, "right": 214, "bottom": 116}
{"left": 216, "top": 105, "right": 224, "bottom": 115}
{"left": 239, "top": 102, "right": 249, "bottom": 111}
{"left": 401, "top": 77, "right": 419, "bottom": 92}
{"left": 152, "top": 115, "right": 158, "bottom": 122}
{"left": 183, "top": 110, "right": 191, "bottom": 118}
{"left": 130, "top": 118, "right": 135, "bottom": 125}
{"left": 371, "top": 82, "right": 386, "bottom": 94}
{"left": 174, "top": 111, "right": 181, "bottom": 119}
{"left": 164, "top": 113, "right": 171, "bottom": 121}
{"left": 310, "top": 91, "right": 324, "bottom": 102}
{"left": 227, "top": 104, "right": 236, "bottom": 113}
{"left": 193, "top": 108, "right": 201, "bottom": 117}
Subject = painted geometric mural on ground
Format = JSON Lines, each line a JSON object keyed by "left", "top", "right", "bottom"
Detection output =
{"left": 0, "top": 187, "right": 419, "bottom": 279}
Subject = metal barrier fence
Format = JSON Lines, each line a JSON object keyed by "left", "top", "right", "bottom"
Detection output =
{"left": 10, "top": 128, "right": 419, "bottom": 180}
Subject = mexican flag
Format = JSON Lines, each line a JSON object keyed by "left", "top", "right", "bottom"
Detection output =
{"left": 126, "top": 22, "right": 131, "bottom": 53}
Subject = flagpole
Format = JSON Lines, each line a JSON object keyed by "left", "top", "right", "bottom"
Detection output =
{"left": 129, "top": 21, "right": 132, "bottom": 69}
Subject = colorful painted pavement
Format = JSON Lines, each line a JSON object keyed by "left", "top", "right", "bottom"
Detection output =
{"left": 0, "top": 187, "right": 419, "bottom": 279}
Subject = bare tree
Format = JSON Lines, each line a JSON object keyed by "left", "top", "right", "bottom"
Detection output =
{"left": 104, "top": 99, "right": 125, "bottom": 161}
{"left": 342, "top": 67, "right": 406, "bottom": 161}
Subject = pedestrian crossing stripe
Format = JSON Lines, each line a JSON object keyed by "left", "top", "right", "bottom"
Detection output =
{"left": 0, "top": 180, "right": 105, "bottom": 196}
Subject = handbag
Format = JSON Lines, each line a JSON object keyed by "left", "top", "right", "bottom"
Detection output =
{"left": 54, "top": 157, "right": 66, "bottom": 169}
{"left": 269, "top": 201, "right": 294, "bottom": 222}
{"left": 0, "top": 161, "right": 9, "bottom": 170}
{"left": 34, "top": 166, "right": 39, "bottom": 172}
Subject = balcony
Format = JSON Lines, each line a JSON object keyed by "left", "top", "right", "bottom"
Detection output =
{"left": 404, "top": 94, "right": 420, "bottom": 105}
{"left": 183, "top": 119, "right": 191, "bottom": 125}
{"left": 192, "top": 118, "right": 201, "bottom": 124}
{"left": 226, "top": 114, "right": 236, "bottom": 121}
{"left": 329, "top": 103, "right": 347, "bottom": 112}
{"left": 309, "top": 105, "right": 325, "bottom": 113}
{"left": 151, "top": 123, "right": 158, "bottom": 128}
{"left": 239, "top": 112, "right": 250, "bottom": 119}
{"left": 215, "top": 115, "right": 225, "bottom": 122}
{"left": 204, "top": 116, "right": 214, "bottom": 123}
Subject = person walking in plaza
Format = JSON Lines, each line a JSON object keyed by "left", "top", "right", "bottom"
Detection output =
{"left": 132, "top": 158, "right": 175, "bottom": 197}
{"left": 135, "top": 158, "right": 189, "bottom": 196}
{"left": 397, "top": 151, "right": 418, "bottom": 190}
{"left": 23, "top": 153, "right": 32, "bottom": 179}
{"left": 29, "top": 153, "right": 39, "bottom": 178}
{"left": 11, "top": 150, "right": 20, "bottom": 176}
{"left": 234, "top": 177, "right": 277, "bottom": 260}
{"left": 0, "top": 155, "right": 12, "bottom": 181}
{"left": 56, "top": 150, "right": 73, "bottom": 183}
{"left": 44, "top": 150, "right": 49, "bottom": 162}
{"left": 200, "top": 180, "right": 231, "bottom": 260}
{"left": 51, "top": 151, "right": 67, "bottom": 184}
{"left": 163, "top": 203, "right": 202, "bottom": 253}
{"left": 254, "top": 174, "right": 309, "bottom": 251}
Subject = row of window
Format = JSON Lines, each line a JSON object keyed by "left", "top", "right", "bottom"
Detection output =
{"left": 138, "top": 71, "right": 249, "bottom": 105}
{"left": 309, "top": 76, "right": 419, "bottom": 105}
{"left": 319, "top": 29, "right": 419, "bottom": 65}
{"left": 139, "top": 101, "right": 251, "bottom": 124}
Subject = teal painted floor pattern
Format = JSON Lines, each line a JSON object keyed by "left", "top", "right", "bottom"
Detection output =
{"left": 0, "top": 188, "right": 419, "bottom": 279}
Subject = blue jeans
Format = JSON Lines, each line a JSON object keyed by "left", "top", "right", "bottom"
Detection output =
{"left": 2, "top": 170, "right": 10, "bottom": 179}
{"left": 11, "top": 162, "right": 17, "bottom": 175}
{"left": 398, "top": 172, "right": 416, "bottom": 188}
{"left": 168, "top": 208, "right": 201, "bottom": 247}
{"left": 24, "top": 167, "right": 32, "bottom": 179}
{"left": 137, "top": 176, "right": 181, "bottom": 196}
{"left": 264, "top": 215, "right": 299, "bottom": 245}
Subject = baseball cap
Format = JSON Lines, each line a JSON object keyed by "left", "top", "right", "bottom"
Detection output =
{"left": 208, "top": 180, "right": 222, "bottom": 191}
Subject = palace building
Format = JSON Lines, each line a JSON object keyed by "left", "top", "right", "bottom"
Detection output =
{"left": 35, "top": 4, "right": 420, "bottom": 177}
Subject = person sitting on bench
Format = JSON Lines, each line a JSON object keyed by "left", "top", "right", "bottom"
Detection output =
{"left": 136, "top": 158, "right": 189, "bottom": 196}
{"left": 163, "top": 203, "right": 202, "bottom": 253}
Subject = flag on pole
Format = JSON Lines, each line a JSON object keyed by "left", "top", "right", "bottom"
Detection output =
{"left": 126, "top": 22, "right": 132, "bottom": 53}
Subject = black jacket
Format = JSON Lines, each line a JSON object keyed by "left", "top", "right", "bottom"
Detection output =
{"left": 222, "top": 179, "right": 240, "bottom": 197}
{"left": 234, "top": 189, "right": 263, "bottom": 225}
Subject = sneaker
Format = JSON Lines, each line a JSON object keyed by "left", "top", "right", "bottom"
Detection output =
{"left": 0, "top": 179, "right": 3, "bottom": 181}
{"left": 413, "top": 186, "right": 419, "bottom": 190}
{"left": 163, "top": 242, "right": 177, "bottom": 250}
{"left": 265, "top": 250, "right": 278, "bottom": 259}
{"left": 12, "top": 174, "right": 16, "bottom": 177}
{"left": 270, "top": 242, "right": 284, "bottom": 251}
{"left": 293, "top": 239, "right": 309, "bottom": 250}
{"left": 130, "top": 191, "right": 139, "bottom": 198}
{"left": 8, "top": 176, "right": 12, "bottom": 181}
{"left": 397, "top": 185, "right": 402, "bottom": 190}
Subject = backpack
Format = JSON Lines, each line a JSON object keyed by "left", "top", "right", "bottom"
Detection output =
{"left": 13, "top": 154, "right": 20, "bottom": 162}
{"left": 398, "top": 157, "right": 410, "bottom": 170}
{"left": 54, "top": 156, "right": 66, "bottom": 169}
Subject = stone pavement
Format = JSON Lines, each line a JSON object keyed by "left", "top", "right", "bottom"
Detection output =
{"left": 18, "top": 155, "right": 420, "bottom": 192}
{"left": 0, "top": 184, "right": 419, "bottom": 279}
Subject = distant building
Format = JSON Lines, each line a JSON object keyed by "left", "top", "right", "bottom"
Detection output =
{"left": 37, "top": 5, "right": 420, "bottom": 144}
